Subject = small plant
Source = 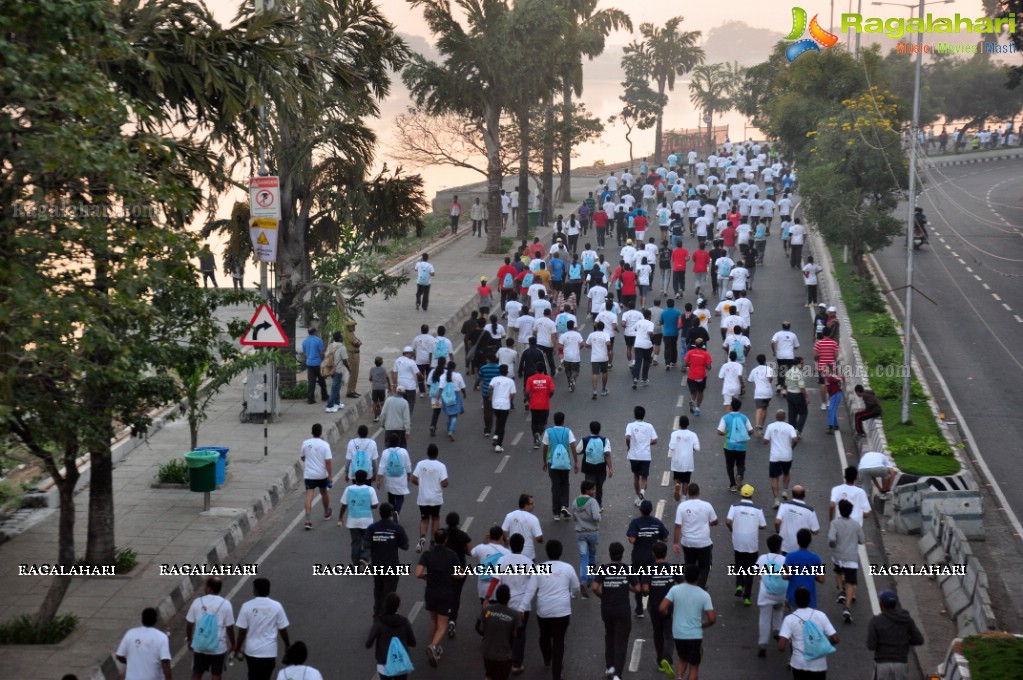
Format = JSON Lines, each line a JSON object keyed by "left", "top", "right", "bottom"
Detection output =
{"left": 871, "top": 348, "right": 903, "bottom": 367}
{"left": 889, "top": 435, "right": 953, "bottom": 458}
{"left": 0, "top": 613, "right": 78, "bottom": 644}
{"left": 0, "top": 479, "right": 23, "bottom": 512}
{"left": 279, "top": 382, "right": 309, "bottom": 400}
{"left": 865, "top": 313, "right": 898, "bottom": 337}
{"left": 74, "top": 545, "right": 139, "bottom": 575}
{"left": 851, "top": 276, "right": 886, "bottom": 313}
{"left": 157, "top": 458, "right": 189, "bottom": 485}
{"left": 870, "top": 373, "right": 926, "bottom": 401}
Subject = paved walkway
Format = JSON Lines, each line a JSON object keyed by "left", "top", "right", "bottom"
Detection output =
{"left": 0, "top": 177, "right": 596, "bottom": 680}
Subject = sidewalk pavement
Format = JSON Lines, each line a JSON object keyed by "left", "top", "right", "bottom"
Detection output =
{"left": 0, "top": 177, "right": 598, "bottom": 680}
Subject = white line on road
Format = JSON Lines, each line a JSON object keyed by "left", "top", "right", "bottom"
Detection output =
{"left": 957, "top": 258, "right": 966, "bottom": 265}
{"left": 1015, "top": 315, "right": 1023, "bottom": 323}
{"left": 511, "top": 431, "right": 523, "bottom": 446}
{"left": 950, "top": 251, "right": 958, "bottom": 257}
{"left": 462, "top": 516, "right": 473, "bottom": 532}
{"left": 628, "top": 639, "right": 646, "bottom": 673}
{"left": 676, "top": 395, "right": 687, "bottom": 408}
{"left": 983, "top": 283, "right": 991, "bottom": 290}
{"left": 1003, "top": 303, "right": 1013, "bottom": 312}
{"left": 965, "top": 266, "right": 973, "bottom": 273}
{"left": 655, "top": 499, "right": 666, "bottom": 521}
{"left": 478, "top": 486, "right": 491, "bottom": 503}
{"left": 661, "top": 471, "right": 671, "bottom": 486}
{"left": 939, "top": 237, "right": 946, "bottom": 243}
{"left": 973, "top": 275, "right": 982, "bottom": 281}
{"left": 992, "top": 293, "right": 1002, "bottom": 301}
{"left": 495, "top": 455, "right": 510, "bottom": 473}
{"left": 409, "top": 600, "right": 423, "bottom": 623}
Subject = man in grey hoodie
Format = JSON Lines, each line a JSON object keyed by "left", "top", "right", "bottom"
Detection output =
{"left": 866, "top": 590, "right": 924, "bottom": 680}
{"left": 572, "top": 480, "right": 601, "bottom": 597}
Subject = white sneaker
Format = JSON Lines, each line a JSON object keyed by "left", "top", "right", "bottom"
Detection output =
{"left": 634, "top": 496, "right": 642, "bottom": 507}
{"left": 820, "top": 403, "right": 828, "bottom": 410}
{"left": 494, "top": 445, "right": 504, "bottom": 452}
{"left": 605, "top": 668, "right": 616, "bottom": 677}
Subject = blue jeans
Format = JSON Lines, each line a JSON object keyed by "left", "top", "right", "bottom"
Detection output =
{"left": 576, "top": 532, "right": 599, "bottom": 585}
{"left": 349, "top": 528, "right": 369, "bottom": 564}
{"left": 327, "top": 373, "right": 344, "bottom": 409}
{"left": 828, "top": 391, "right": 843, "bottom": 428}
{"left": 447, "top": 413, "right": 458, "bottom": 433}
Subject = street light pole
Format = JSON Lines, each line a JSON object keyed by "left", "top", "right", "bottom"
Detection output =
{"left": 255, "top": 0, "right": 274, "bottom": 302}
{"left": 900, "top": 0, "right": 924, "bottom": 424}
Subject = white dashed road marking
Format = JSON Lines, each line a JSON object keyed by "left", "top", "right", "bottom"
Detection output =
{"left": 478, "top": 486, "right": 491, "bottom": 502}
{"left": 495, "top": 455, "right": 510, "bottom": 473}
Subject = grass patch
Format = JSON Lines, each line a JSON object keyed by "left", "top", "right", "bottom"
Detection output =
{"left": 156, "top": 458, "right": 189, "bottom": 485}
{"left": 829, "top": 247, "right": 958, "bottom": 476}
{"left": 279, "top": 382, "right": 309, "bottom": 400}
{"left": 0, "top": 479, "right": 24, "bottom": 513}
{"left": 376, "top": 214, "right": 449, "bottom": 263}
{"left": 75, "top": 546, "right": 139, "bottom": 575}
{"left": 0, "top": 613, "right": 78, "bottom": 644}
{"left": 962, "top": 633, "right": 1023, "bottom": 680}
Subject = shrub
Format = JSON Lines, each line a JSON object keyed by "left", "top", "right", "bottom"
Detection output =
{"left": 962, "top": 632, "right": 1023, "bottom": 680}
{"left": 889, "top": 435, "right": 954, "bottom": 458}
{"left": 74, "top": 546, "right": 139, "bottom": 575}
{"left": 157, "top": 458, "right": 188, "bottom": 484}
{"left": 280, "top": 382, "right": 309, "bottom": 400}
{"left": 851, "top": 276, "right": 886, "bottom": 313}
{"left": 864, "top": 313, "right": 898, "bottom": 337}
{"left": 0, "top": 479, "right": 23, "bottom": 512}
{"left": 0, "top": 614, "right": 78, "bottom": 644}
{"left": 870, "top": 373, "right": 926, "bottom": 401}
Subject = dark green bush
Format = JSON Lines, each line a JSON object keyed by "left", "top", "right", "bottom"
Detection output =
{"left": 156, "top": 458, "right": 188, "bottom": 484}
{"left": 0, "top": 613, "right": 78, "bottom": 644}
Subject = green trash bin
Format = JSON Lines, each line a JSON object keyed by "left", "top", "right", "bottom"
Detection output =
{"left": 184, "top": 450, "right": 219, "bottom": 493}
{"left": 527, "top": 210, "right": 541, "bottom": 228}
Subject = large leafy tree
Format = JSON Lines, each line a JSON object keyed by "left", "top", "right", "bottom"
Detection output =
{"left": 688, "top": 63, "right": 733, "bottom": 155}
{"left": 621, "top": 18, "right": 704, "bottom": 165}
{"left": 552, "top": 0, "right": 631, "bottom": 204}
{"left": 0, "top": 0, "right": 276, "bottom": 626}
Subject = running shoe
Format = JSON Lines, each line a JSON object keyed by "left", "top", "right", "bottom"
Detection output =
{"left": 416, "top": 537, "right": 426, "bottom": 553}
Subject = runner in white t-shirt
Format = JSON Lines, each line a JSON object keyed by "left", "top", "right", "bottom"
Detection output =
{"left": 668, "top": 415, "right": 701, "bottom": 501}
{"left": 301, "top": 425, "right": 333, "bottom": 529}
{"left": 625, "top": 406, "right": 658, "bottom": 506}
{"left": 411, "top": 444, "right": 449, "bottom": 553}
{"left": 116, "top": 609, "right": 172, "bottom": 680}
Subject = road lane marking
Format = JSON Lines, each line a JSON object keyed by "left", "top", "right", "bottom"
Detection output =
{"left": 992, "top": 293, "right": 1001, "bottom": 301}
{"left": 512, "top": 431, "right": 523, "bottom": 446}
{"left": 950, "top": 251, "right": 958, "bottom": 257}
{"left": 495, "top": 455, "right": 510, "bottom": 473}
{"left": 478, "top": 486, "right": 491, "bottom": 502}
{"left": 965, "top": 266, "right": 973, "bottom": 273}
{"left": 409, "top": 600, "right": 423, "bottom": 623}
{"left": 1003, "top": 303, "right": 1013, "bottom": 312}
{"left": 983, "top": 283, "right": 991, "bottom": 290}
{"left": 628, "top": 639, "right": 645, "bottom": 672}
{"left": 676, "top": 395, "right": 687, "bottom": 408}
{"left": 661, "top": 471, "right": 671, "bottom": 486}
{"left": 463, "top": 516, "right": 473, "bottom": 532}
{"left": 1015, "top": 315, "right": 1023, "bottom": 323}
{"left": 655, "top": 499, "right": 666, "bottom": 520}
{"left": 973, "top": 275, "right": 982, "bottom": 281}
{"left": 957, "top": 258, "right": 966, "bottom": 265}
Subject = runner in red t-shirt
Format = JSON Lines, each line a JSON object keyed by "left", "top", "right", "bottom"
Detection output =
{"left": 683, "top": 338, "right": 713, "bottom": 415}
{"left": 814, "top": 334, "right": 840, "bottom": 407}
{"left": 496, "top": 257, "right": 518, "bottom": 310}
{"left": 525, "top": 365, "right": 556, "bottom": 448}
{"left": 619, "top": 266, "right": 638, "bottom": 307}
{"left": 593, "top": 210, "right": 609, "bottom": 250}
{"left": 691, "top": 244, "right": 712, "bottom": 298}
{"left": 671, "top": 245, "right": 690, "bottom": 298}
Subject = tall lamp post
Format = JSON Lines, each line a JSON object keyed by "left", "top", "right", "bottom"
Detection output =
{"left": 870, "top": 0, "right": 951, "bottom": 423}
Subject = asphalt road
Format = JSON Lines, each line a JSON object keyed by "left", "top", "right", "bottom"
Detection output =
{"left": 872, "top": 157, "right": 1023, "bottom": 630}
{"left": 165, "top": 234, "right": 891, "bottom": 680}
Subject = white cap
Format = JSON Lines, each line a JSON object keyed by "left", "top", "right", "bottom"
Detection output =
{"left": 827, "top": 306, "right": 837, "bottom": 313}
{"left": 403, "top": 346, "right": 414, "bottom": 353}
{"left": 725, "top": 291, "right": 734, "bottom": 299}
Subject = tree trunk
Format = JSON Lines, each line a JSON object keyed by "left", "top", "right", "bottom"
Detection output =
{"left": 275, "top": 113, "right": 309, "bottom": 387}
{"left": 625, "top": 124, "right": 634, "bottom": 170}
{"left": 33, "top": 446, "right": 79, "bottom": 627}
{"left": 542, "top": 92, "right": 555, "bottom": 221}
{"left": 85, "top": 441, "right": 115, "bottom": 565}
{"left": 654, "top": 81, "right": 666, "bottom": 165}
{"left": 483, "top": 104, "right": 505, "bottom": 254}
{"left": 706, "top": 110, "right": 714, "bottom": 157}
{"left": 557, "top": 81, "right": 573, "bottom": 204}
{"left": 517, "top": 108, "right": 531, "bottom": 242}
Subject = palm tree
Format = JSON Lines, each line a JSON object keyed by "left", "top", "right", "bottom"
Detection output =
{"left": 554, "top": 0, "right": 632, "bottom": 203}
{"left": 688, "top": 63, "right": 732, "bottom": 155}
{"left": 622, "top": 18, "right": 705, "bottom": 165}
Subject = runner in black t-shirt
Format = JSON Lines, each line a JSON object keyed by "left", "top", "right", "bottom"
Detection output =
{"left": 416, "top": 529, "right": 463, "bottom": 668}
{"left": 626, "top": 500, "right": 669, "bottom": 617}
{"left": 592, "top": 542, "right": 639, "bottom": 680}
{"left": 365, "top": 503, "right": 409, "bottom": 617}
{"left": 443, "top": 512, "right": 474, "bottom": 639}
{"left": 645, "top": 542, "right": 684, "bottom": 677}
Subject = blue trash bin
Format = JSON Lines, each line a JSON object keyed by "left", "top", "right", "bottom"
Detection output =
{"left": 196, "top": 447, "right": 230, "bottom": 485}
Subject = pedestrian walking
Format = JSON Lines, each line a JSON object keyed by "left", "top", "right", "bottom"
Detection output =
{"left": 276, "top": 642, "right": 325, "bottom": 680}
{"left": 391, "top": 346, "right": 423, "bottom": 415}
{"left": 525, "top": 363, "right": 556, "bottom": 449}
{"left": 802, "top": 256, "right": 823, "bottom": 306}
{"left": 542, "top": 411, "right": 579, "bottom": 520}
{"left": 377, "top": 438, "right": 412, "bottom": 520}
{"left": 866, "top": 590, "right": 924, "bottom": 680}
{"left": 411, "top": 443, "right": 449, "bottom": 554}
{"left": 592, "top": 542, "right": 639, "bottom": 680}
{"left": 501, "top": 494, "right": 544, "bottom": 561}
{"left": 346, "top": 424, "right": 379, "bottom": 483}
{"left": 436, "top": 361, "right": 467, "bottom": 441}
{"left": 380, "top": 393, "right": 411, "bottom": 449}
{"left": 115, "top": 608, "right": 172, "bottom": 680}
{"left": 785, "top": 357, "right": 810, "bottom": 436}
{"left": 782, "top": 528, "right": 826, "bottom": 609}
{"left": 668, "top": 415, "right": 701, "bottom": 502}
{"left": 530, "top": 540, "right": 579, "bottom": 680}
{"left": 828, "top": 499, "right": 864, "bottom": 624}
{"left": 726, "top": 484, "right": 766, "bottom": 605}
{"left": 683, "top": 338, "right": 713, "bottom": 416}
{"left": 755, "top": 534, "right": 787, "bottom": 658}
{"left": 444, "top": 512, "right": 473, "bottom": 638}
{"left": 416, "top": 528, "right": 464, "bottom": 668}
{"left": 185, "top": 577, "right": 236, "bottom": 680}
{"left": 302, "top": 327, "right": 328, "bottom": 405}
{"left": 234, "top": 578, "right": 290, "bottom": 680}
{"left": 489, "top": 364, "right": 516, "bottom": 452}
{"left": 717, "top": 399, "right": 754, "bottom": 493}
{"left": 658, "top": 564, "right": 716, "bottom": 680}
{"left": 301, "top": 423, "right": 333, "bottom": 530}
{"left": 493, "top": 534, "right": 538, "bottom": 674}
{"left": 625, "top": 405, "right": 658, "bottom": 507}
{"left": 339, "top": 470, "right": 379, "bottom": 566}
{"left": 475, "top": 584, "right": 518, "bottom": 680}
{"left": 778, "top": 586, "right": 839, "bottom": 678}
{"left": 763, "top": 409, "right": 799, "bottom": 509}
{"left": 365, "top": 593, "right": 416, "bottom": 680}
{"left": 673, "top": 483, "right": 717, "bottom": 589}
{"left": 324, "top": 331, "right": 350, "bottom": 413}
{"left": 627, "top": 499, "right": 669, "bottom": 617}
{"left": 366, "top": 503, "right": 410, "bottom": 616}
{"left": 414, "top": 252, "right": 435, "bottom": 310}
{"left": 645, "top": 542, "right": 683, "bottom": 678}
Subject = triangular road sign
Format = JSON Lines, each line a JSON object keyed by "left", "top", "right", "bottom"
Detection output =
{"left": 240, "top": 304, "right": 289, "bottom": 347}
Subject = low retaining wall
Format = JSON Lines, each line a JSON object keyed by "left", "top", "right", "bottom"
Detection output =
{"left": 918, "top": 512, "right": 997, "bottom": 637}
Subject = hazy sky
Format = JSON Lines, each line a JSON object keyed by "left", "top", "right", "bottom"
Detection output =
{"left": 210, "top": 0, "right": 988, "bottom": 43}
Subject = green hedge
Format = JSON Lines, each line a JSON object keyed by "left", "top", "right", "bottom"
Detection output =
{"left": 962, "top": 634, "right": 1023, "bottom": 680}
{"left": 829, "top": 248, "right": 959, "bottom": 476}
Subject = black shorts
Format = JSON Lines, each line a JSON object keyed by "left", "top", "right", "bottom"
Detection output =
{"left": 624, "top": 335, "right": 636, "bottom": 348}
{"left": 755, "top": 398, "right": 772, "bottom": 409}
{"left": 652, "top": 333, "right": 663, "bottom": 347}
{"left": 686, "top": 378, "right": 707, "bottom": 393}
{"left": 835, "top": 565, "right": 858, "bottom": 585}
{"left": 304, "top": 478, "right": 328, "bottom": 490}
{"left": 372, "top": 389, "right": 386, "bottom": 404}
{"left": 769, "top": 461, "right": 793, "bottom": 478}
{"left": 607, "top": 336, "right": 616, "bottom": 347}
{"left": 425, "top": 591, "right": 453, "bottom": 616}
{"left": 673, "top": 471, "right": 693, "bottom": 484}
{"left": 483, "top": 658, "right": 513, "bottom": 680}
{"left": 630, "top": 460, "right": 651, "bottom": 477}
{"left": 419, "top": 505, "right": 441, "bottom": 520}
{"left": 674, "top": 639, "right": 703, "bottom": 665}
{"left": 192, "top": 652, "right": 226, "bottom": 676}
{"left": 591, "top": 361, "right": 608, "bottom": 374}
